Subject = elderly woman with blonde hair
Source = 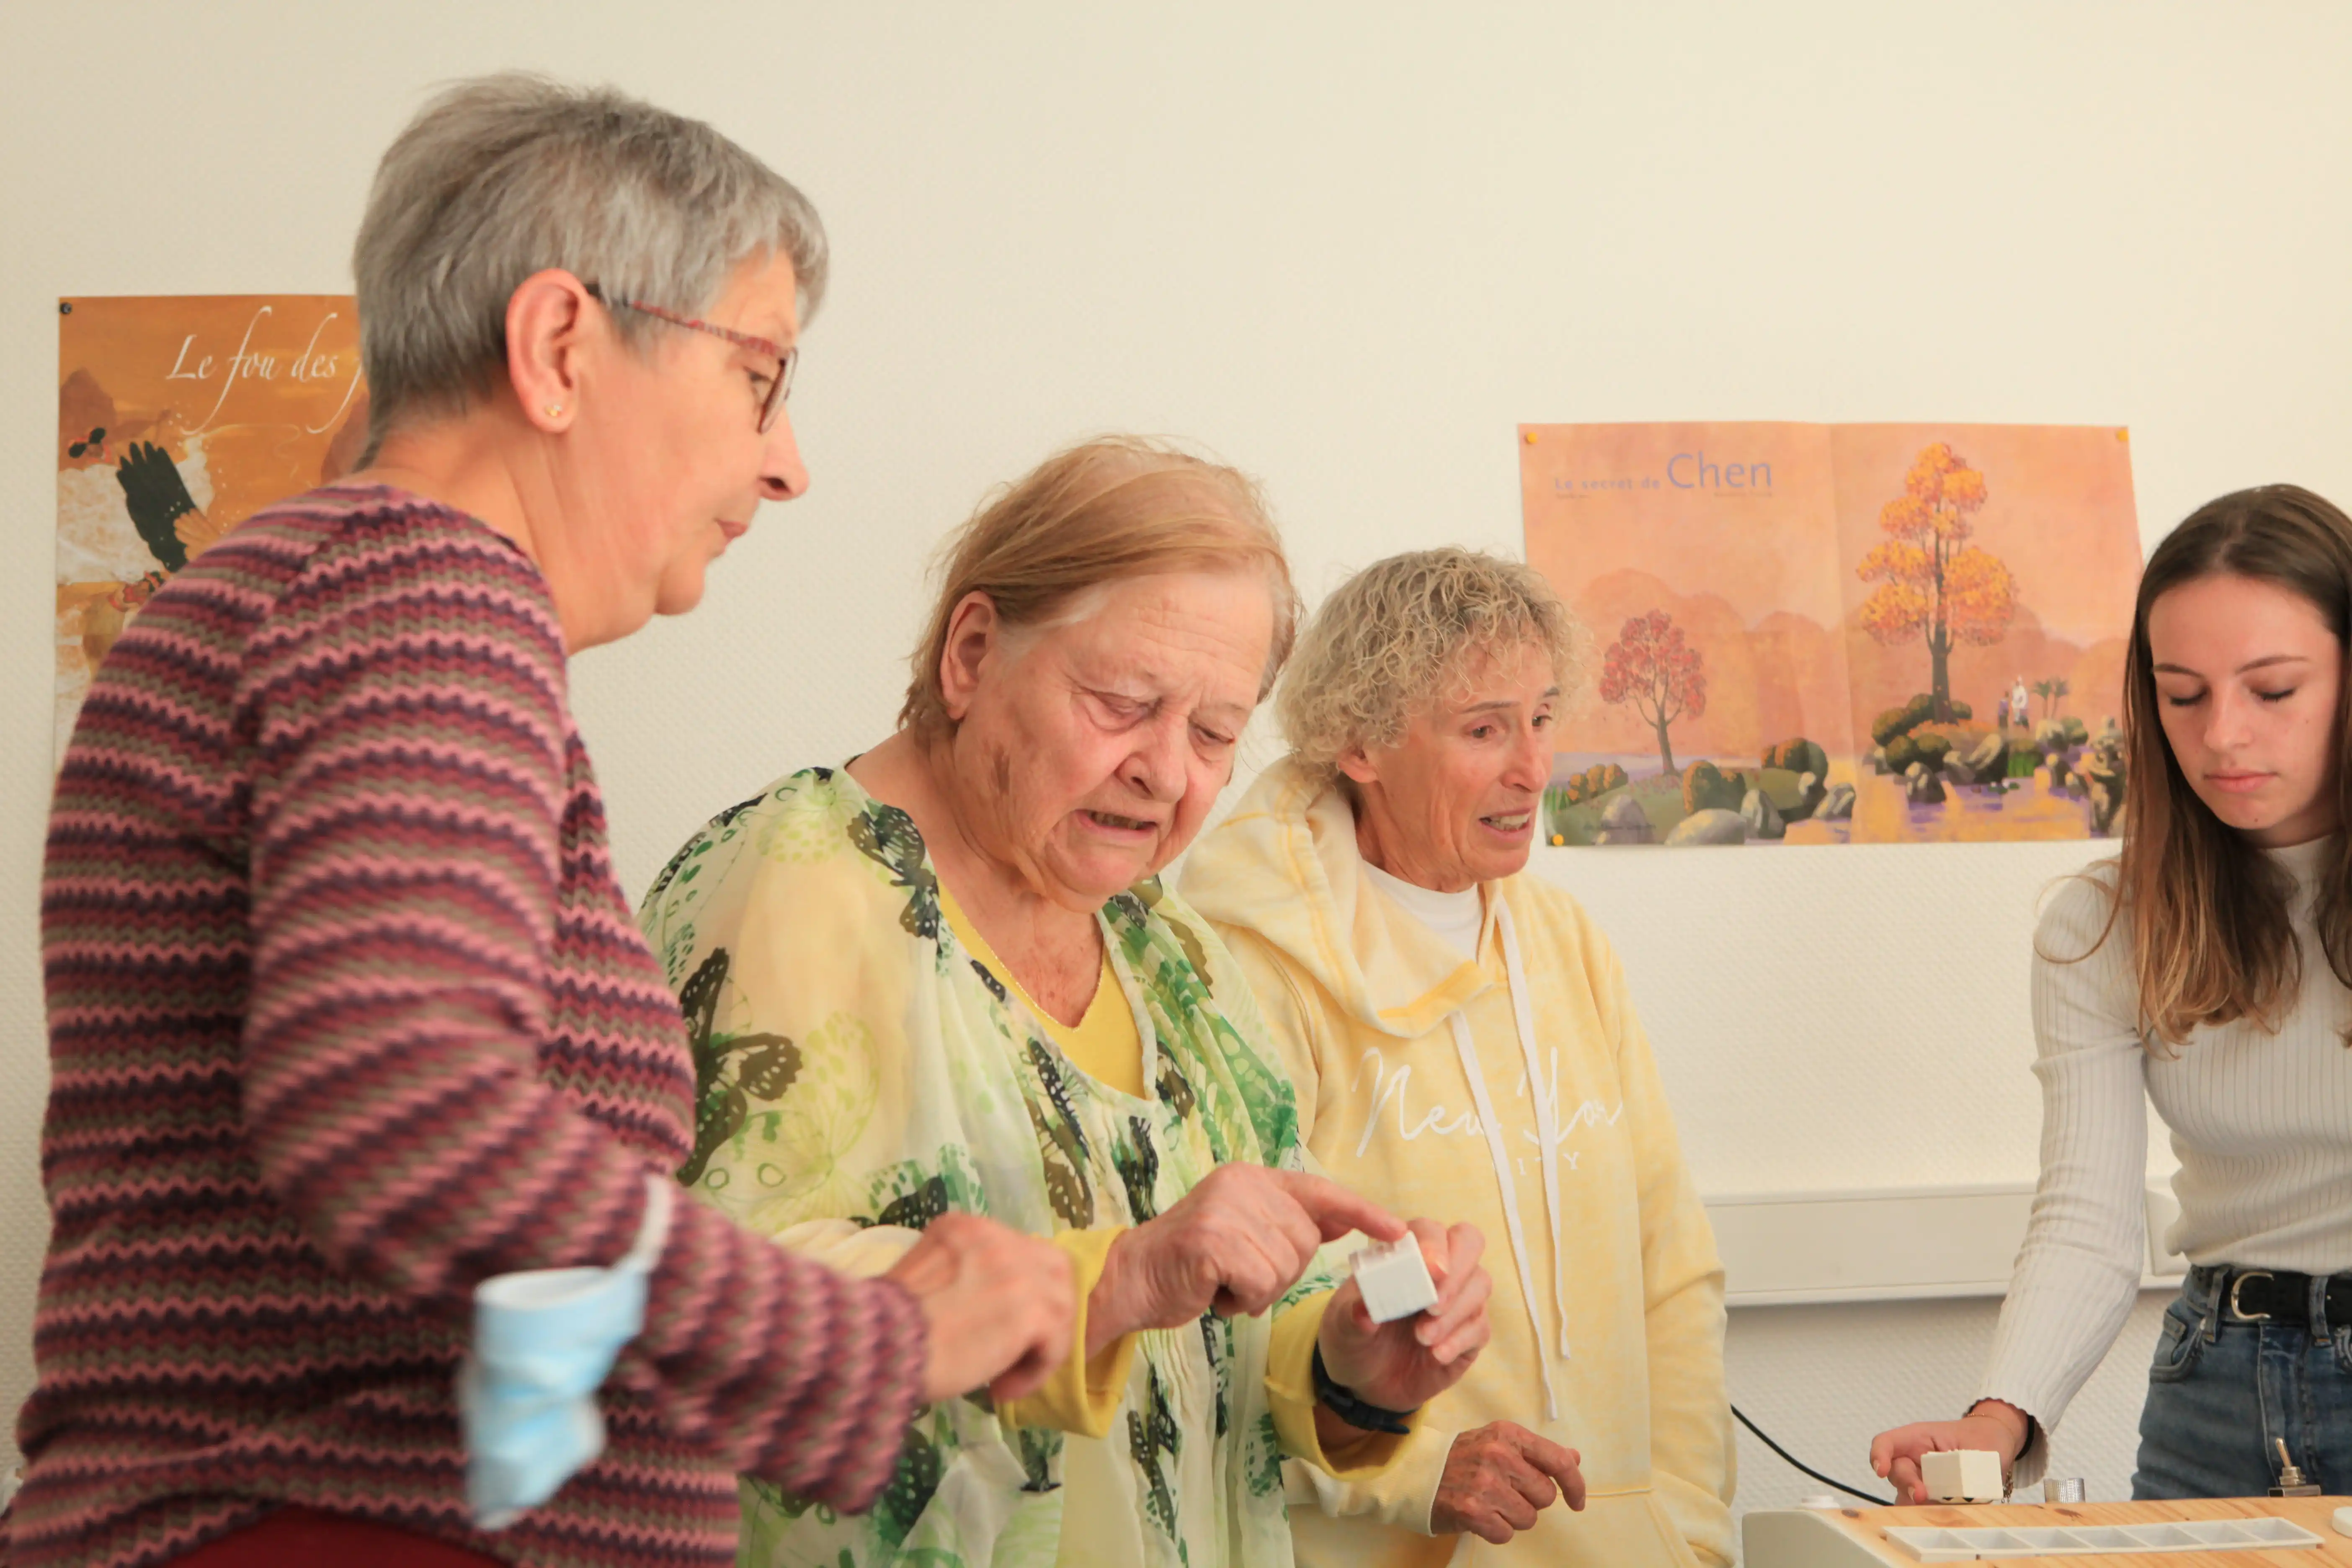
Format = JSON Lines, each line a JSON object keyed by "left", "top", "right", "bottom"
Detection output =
{"left": 1183, "top": 548, "right": 1734, "bottom": 1568}
{"left": 641, "top": 439, "right": 1496, "bottom": 1568}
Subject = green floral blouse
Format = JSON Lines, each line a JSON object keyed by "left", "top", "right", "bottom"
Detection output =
{"left": 639, "top": 767, "right": 1333, "bottom": 1568}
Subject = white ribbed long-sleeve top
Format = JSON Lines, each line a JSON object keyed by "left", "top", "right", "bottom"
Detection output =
{"left": 1981, "top": 837, "right": 2352, "bottom": 1456}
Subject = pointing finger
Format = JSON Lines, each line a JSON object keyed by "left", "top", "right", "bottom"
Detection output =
{"left": 1270, "top": 1169, "right": 1404, "bottom": 1242}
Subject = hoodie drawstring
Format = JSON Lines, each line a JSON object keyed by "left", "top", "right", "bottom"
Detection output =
{"left": 1447, "top": 1010, "right": 1558, "bottom": 1423}
{"left": 1496, "top": 900, "right": 1572, "bottom": 1363}
{"left": 1443, "top": 897, "right": 1571, "bottom": 1425}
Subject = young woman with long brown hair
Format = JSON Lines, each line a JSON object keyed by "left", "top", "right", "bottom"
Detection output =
{"left": 1870, "top": 484, "right": 2352, "bottom": 1502}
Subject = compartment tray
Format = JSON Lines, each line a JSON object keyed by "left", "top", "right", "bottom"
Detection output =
{"left": 1885, "top": 1514, "right": 2322, "bottom": 1560}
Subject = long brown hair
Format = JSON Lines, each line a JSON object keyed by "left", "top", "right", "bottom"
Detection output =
{"left": 2102, "top": 485, "right": 2352, "bottom": 1048}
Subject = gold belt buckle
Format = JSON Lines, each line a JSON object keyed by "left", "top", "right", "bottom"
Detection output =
{"left": 2228, "top": 1270, "right": 2275, "bottom": 1321}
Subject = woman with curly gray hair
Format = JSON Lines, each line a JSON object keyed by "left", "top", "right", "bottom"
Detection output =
{"left": 12, "top": 74, "right": 1071, "bottom": 1568}
{"left": 1185, "top": 548, "right": 1735, "bottom": 1568}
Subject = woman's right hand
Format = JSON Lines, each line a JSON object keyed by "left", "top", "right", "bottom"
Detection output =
{"left": 885, "top": 1212, "right": 1075, "bottom": 1404}
{"left": 1869, "top": 1400, "right": 2032, "bottom": 1503}
{"left": 1088, "top": 1166, "right": 1403, "bottom": 1350}
{"left": 1432, "top": 1422, "right": 1586, "bottom": 1542}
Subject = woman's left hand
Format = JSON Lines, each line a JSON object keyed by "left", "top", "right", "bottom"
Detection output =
{"left": 1316, "top": 1220, "right": 1491, "bottom": 1415}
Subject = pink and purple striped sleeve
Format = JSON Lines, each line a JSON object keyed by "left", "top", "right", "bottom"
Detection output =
{"left": 234, "top": 518, "right": 926, "bottom": 1507}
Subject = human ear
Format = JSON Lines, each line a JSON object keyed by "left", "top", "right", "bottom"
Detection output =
{"left": 504, "top": 269, "right": 595, "bottom": 434}
{"left": 1336, "top": 742, "right": 1382, "bottom": 787}
{"left": 937, "top": 592, "right": 1001, "bottom": 723}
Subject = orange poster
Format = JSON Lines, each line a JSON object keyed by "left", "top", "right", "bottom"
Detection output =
{"left": 1520, "top": 422, "right": 2138, "bottom": 846}
{"left": 57, "top": 296, "right": 368, "bottom": 760}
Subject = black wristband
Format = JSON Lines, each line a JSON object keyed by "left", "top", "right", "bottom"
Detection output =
{"left": 1310, "top": 1344, "right": 1416, "bottom": 1436}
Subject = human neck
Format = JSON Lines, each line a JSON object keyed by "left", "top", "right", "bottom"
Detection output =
{"left": 2242, "top": 808, "right": 2341, "bottom": 850}
{"left": 848, "top": 730, "right": 1102, "bottom": 1023}
{"left": 356, "top": 402, "right": 622, "bottom": 652}
{"left": 1349, "top": 785, "right": 1475, "bottom": 893}
{"left": 2255, "top": 827, "right": 2338, "bottom": 850}
{"left": 1363, "top": 859, "right": 1479, "bottom": 906}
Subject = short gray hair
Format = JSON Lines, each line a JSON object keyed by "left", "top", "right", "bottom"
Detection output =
{"left": 353, "top": 72, "right": 826, "bottom": 458}
{"left": 1278, "top": 547, "right": 1582, "bottom": 782}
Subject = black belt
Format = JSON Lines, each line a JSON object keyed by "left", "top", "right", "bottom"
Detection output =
{"left": 2214, "top": 1267, "right": 2352, "bottom": 1328}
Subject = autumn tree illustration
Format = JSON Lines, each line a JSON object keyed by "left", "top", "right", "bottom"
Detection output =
{"left": 1599, "top": 609, "right": 1706, "bottom": 777}
{"left": 1856, "top": 443, "right": 2019, "bottom": 722}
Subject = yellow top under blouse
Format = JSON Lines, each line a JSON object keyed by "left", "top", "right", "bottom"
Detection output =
{"left": 937, "top": 883, "right": 1380, "bottom": 1482}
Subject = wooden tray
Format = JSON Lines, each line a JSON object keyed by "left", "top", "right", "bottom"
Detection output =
{"left": 1744, "top": 1496, "right": 2352, "bottom": 1567}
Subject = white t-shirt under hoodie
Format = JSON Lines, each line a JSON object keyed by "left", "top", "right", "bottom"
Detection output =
{"left": 1982, "top": 836, "right": 2352, "bottom": 1472}
{"left": 1359, "top": 861, "right": 1485, "bottom": 959}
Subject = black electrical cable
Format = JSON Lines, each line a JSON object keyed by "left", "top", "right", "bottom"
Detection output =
{"left": 1730, "top": 1403, "right": 1893, "bottom": 1506}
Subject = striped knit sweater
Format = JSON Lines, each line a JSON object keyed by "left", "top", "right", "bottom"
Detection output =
{"left": 13, "top": 486, "right": 927, "bottom": 1568}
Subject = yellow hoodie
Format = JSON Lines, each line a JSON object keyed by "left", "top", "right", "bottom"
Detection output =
{"left": 1181, "top": 760, "right": 1734, "bottom": 1568}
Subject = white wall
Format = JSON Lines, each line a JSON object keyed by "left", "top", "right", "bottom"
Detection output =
{"left": 6, "top": 0, "right": 2350, "bottom": 1542}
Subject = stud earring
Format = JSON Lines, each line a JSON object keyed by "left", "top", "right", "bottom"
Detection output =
{"left": 544, "top": 404, "right": 565, "bottom": 419}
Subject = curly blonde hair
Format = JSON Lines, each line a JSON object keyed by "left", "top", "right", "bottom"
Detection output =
{"left": 1278, "top": 547, "right": 1581, "bottom": 782}
{"left": 900, "top": 436, "right": 1300, "bottom": 736}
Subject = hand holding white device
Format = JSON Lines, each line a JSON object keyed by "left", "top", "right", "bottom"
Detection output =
{"left": 1350, "top": 1230, "right": 1441, "bottom": 1323}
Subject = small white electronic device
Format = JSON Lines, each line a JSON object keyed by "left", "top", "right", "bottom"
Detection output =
{"left": 1919, "top": 1449, "right": 2004, "bottom": 1504}
{"left": 1349, "top": 1232, "right": 1439, "bottom": 1323}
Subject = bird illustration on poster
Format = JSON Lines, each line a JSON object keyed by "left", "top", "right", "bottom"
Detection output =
{"left": 55, "top": 296, "right": 368, "bottom": 761}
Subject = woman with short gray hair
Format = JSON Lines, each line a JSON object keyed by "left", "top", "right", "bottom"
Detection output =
{"left": 1185, "top": 548, "right": 1736, "bottom": 1567}
{"left": 10, "top": 74, "right": 1070, "bottom": 1568}
{"left": 351, "top": 70, "right": 826, "bottom": 465}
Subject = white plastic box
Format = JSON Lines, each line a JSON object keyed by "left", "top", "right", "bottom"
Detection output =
{"left": 1350, "top": 1233, "right": 1439, "bottom": 1323}
{"left": 1920, "top": 1449, "right": 2004, "bottom": 1504}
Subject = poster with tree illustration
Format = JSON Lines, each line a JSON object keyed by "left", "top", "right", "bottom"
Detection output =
{"left": 56, "top": 296, "right": 368, "bottom": 762}
{"left": 1519, "top": 422, "right": 2139, "bottom": 845}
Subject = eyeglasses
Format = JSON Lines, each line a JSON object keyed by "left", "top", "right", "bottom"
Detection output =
{"left": 584, "top": 283, "right": 796, "bottom": 432}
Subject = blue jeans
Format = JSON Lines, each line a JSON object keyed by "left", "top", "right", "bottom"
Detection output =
{"left": 2135, "top": 1264, "right": 2352, "bottom": 1498}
